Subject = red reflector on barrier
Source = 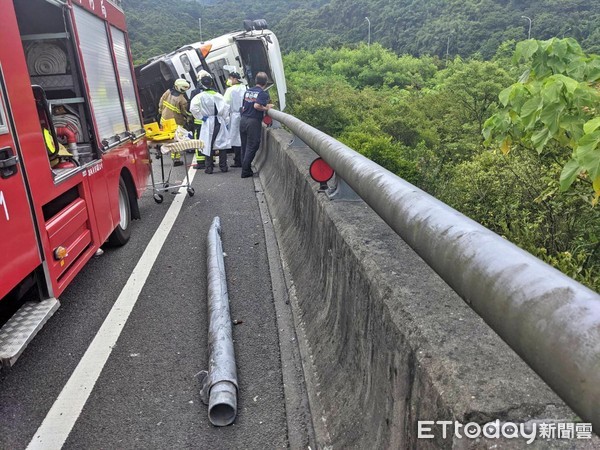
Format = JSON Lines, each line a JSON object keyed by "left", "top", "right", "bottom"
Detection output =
{"left": 309, "top": 157, "right": 334, "bottom": 183}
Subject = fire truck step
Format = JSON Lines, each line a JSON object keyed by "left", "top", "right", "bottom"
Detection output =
{"left": 0, "top": 298, "right": 60, "bottom": 368}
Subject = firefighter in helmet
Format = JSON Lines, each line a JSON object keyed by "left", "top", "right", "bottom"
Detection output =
{"left": 158, "top": 78, "right": 191, "bottom": 166}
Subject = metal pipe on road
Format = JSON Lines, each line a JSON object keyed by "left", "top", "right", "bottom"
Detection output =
{"left": 268, "top": 109, "right": 600, "bottom": 430}
{"left": 199, "top": 216, "right": 238, "bottom": 427}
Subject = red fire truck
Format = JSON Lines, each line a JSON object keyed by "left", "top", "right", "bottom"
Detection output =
{"left": 0, "top": 0, "right": 150, "bottom": 366}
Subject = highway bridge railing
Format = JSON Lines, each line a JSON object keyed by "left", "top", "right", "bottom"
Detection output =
{"left": 267, "top": 109, "right": 600, "bottom": 431}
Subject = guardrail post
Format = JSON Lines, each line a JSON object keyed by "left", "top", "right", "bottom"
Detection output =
{"left": 288, "top": 134, "right": 308, "bottom": 149}
{"left": 327, "top": 175, "right": 361, "bottom": 201}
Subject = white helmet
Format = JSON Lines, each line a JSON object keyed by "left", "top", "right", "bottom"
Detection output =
{"left": 174, "top": 78, "right": 190, "bottom": 93}
{"left": 197, "top": 70, "right": 211, "bottom": 79}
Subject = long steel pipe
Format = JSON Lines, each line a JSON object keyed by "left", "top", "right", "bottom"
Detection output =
{"left": 199, "top": 216, "right": 238, "bottom": 426}
{"left": 268, "top": 109, "right": 600, "bottom": 430}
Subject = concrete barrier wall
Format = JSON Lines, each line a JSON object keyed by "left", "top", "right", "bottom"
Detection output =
{"left": 255, "top": 127, "right": 592, "bottom": 449}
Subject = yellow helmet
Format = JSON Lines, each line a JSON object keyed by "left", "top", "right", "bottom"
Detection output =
{"left": 174, "top": 78, "right": 191, "bottom": 93}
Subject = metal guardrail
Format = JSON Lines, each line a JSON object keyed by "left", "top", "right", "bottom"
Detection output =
{"left": 268, "top": 109, "right": 600, "bottom": 431}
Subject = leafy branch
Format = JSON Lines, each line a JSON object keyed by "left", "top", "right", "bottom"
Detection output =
{"left": 483, "top": 38, "right": 600, "bottom": 202}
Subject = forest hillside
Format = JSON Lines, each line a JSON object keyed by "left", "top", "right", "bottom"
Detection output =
{"left": 124, "top": 0, "right": 600, "bottom": 62}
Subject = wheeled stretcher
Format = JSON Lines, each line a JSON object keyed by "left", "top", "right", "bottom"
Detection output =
{"left": 147, "top": 139, "right": 204, "bottom": 203}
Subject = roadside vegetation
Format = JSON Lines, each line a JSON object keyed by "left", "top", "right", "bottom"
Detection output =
{"left": 283, "top": 40, "right": 600, "bottom": 291}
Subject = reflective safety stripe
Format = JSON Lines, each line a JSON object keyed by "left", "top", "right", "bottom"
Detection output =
{"left": 163, "top": 101, "right": 181, "bottom": 114}
{"left": 194, "top": 118, "right": 203, "bottom": 124}
{"left": 43, "top": 128, "right": 57, "bottom": 156}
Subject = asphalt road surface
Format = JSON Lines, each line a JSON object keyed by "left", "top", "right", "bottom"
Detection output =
{"left": 0, "top": 152, "right": 310, "bottom": 449}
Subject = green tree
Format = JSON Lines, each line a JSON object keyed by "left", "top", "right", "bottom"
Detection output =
{"left": 483, "top": 38, "right": 600, "bottom": 201}
{"left": 282, "top": 42, "right": 600, "bottom": 291}
{"left": 124, "top": 0, "right": 600, "bottom": 63}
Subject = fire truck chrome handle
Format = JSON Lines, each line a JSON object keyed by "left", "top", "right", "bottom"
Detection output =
{"left": 0, "top": 147, "right": 19, "bottom": 179}
{"left": 0, "top": 156, "right": 18, "bottom": 168}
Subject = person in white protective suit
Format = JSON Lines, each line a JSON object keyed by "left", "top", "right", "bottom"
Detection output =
{"left": 189, "top": 69, "right": 211, "bottom": 170}
{"left": 189, "top": 74, "right": 231, "bottom": 174}
{"left": 223, "top": 72, "right": 246, "bottom": 167}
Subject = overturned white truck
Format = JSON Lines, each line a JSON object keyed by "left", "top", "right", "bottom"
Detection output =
{"left": 134, "top": 20, "right": 287, "bottom": 124}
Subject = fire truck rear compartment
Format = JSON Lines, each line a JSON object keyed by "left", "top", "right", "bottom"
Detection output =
{"left": 15, "top": 0, "right": 97, "bottom": 174}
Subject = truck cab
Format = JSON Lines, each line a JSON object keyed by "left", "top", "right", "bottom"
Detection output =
{"left": 193, "top": 21, "right": 287, "bottom": 110}
{"left": 135, "top": 20, "right": 287, "bottom": 124}
{"left": 135, "top": 46, "right": 205, "bottom": 124}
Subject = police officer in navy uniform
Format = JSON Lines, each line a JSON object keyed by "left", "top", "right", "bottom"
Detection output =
{"left": 239, "top": 72, "right": 273, "bottom": 178}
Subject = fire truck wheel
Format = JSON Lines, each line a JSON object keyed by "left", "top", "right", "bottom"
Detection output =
{"left": 108, "top": 177, "right": 132, "bottom": 246}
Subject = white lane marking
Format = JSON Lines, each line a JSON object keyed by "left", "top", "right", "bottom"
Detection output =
{"left": 27, "top": 167, "right": 197, "bottom": 450}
